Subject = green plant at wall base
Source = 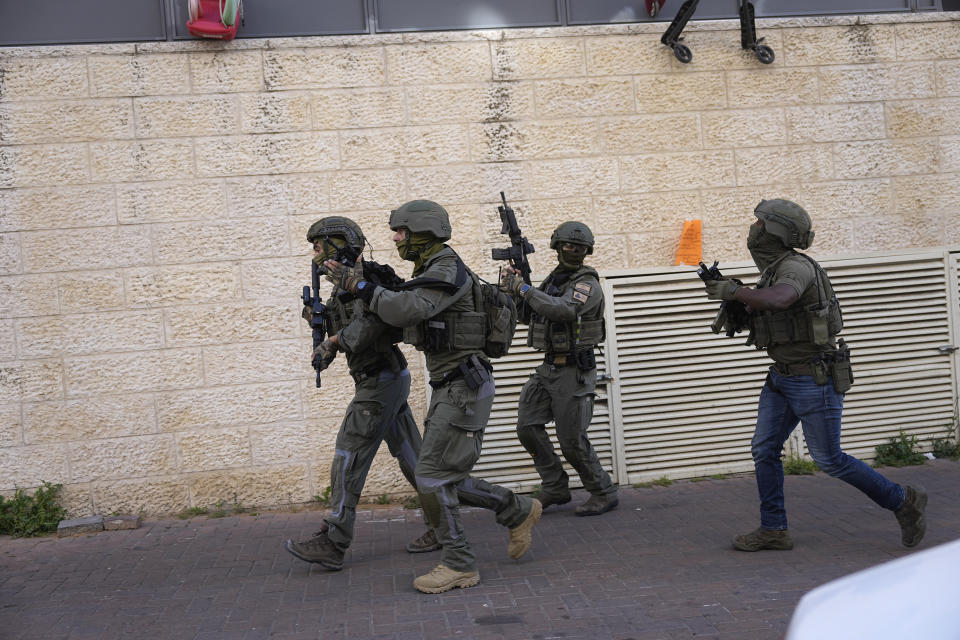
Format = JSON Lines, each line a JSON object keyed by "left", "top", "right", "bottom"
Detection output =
{"left": 401, "top": 495, "right": 421, "bottom": 510}
{"left": 874, "top": 430, "right": 926, "bottom": 468}
{"left": 0, "top": 482, "right": 67, "bottom": 537}
{"left": 178, "top": 506, "right": 209, "bottom": 519}
{"left": 783, "top": 454, "right": 819, "bottom": 475}
{"left": 209, "top": 500, "right": 228, "bottom": 518}
{"left": 375, "top": 494, "right": 391, "bottom": 505}
{"left": 930, "top": 407, "right": 960, "bottom": 460}
{"left": 313, "top": 486, "right": 332, "bottom": 507}
{"left": 931, "top": 436, "right": 960, "bottom": 460}
{"left": 633, "top": 476, "right": 673, "bottom": 488}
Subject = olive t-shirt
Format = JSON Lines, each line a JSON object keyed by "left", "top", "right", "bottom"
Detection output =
{"left": 764, "top": 255, "right": 836, "bottom": 364}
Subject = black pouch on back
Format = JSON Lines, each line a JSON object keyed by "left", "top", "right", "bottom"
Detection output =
{"left": 459, "top": 354, "right": 492, "bottom": 390}
{"left": 575, "top": 348, "right": 596, "bottom": 371}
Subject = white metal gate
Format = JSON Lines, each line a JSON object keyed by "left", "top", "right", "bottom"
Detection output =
{"left": 463, "top": 249, "right": 959, "bottom": 489}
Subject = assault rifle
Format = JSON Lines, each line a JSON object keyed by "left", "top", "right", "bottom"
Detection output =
{"left": 697, "top": 261, "right": 750, "bottom": 337}
{"left": 302, "top": 261, "right": 327, "bottom": 388}
{"left": 491, "top": 191, "right": 535, "bottom": 285}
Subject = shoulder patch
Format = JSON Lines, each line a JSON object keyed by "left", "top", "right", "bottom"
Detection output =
{"left": 574, "top": 282, "right": 592, "bottom": 295}
{"left": 572, "top": 290, "right": 589, "bottom": 304}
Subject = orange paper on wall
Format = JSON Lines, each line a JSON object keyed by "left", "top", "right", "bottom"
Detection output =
{"left": 675, "top": 219, "right": 702, "bottom": 266}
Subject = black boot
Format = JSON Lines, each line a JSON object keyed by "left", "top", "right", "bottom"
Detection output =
{"left": 532, "top": 488, "right": 572, "bottom": 510}
{"left": 284, "top": 530, "right": 344, "bottom": 570}
{"left": 574, "top": 492, "right": 619, "bottom": 517}
{"left": 732, "top": 527, "right": 793, "bottom": 552}
{"left": 405, "top": 528, "right": 441, "bottom": 553}
{"left": 895, "top": 485, "right": 928, "bottom": 548}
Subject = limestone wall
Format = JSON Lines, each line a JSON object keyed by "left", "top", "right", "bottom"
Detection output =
{"left": 2, "top": 14, "right": 959, "bottom": 515}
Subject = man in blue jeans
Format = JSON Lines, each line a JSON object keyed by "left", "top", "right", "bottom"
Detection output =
{"left": 703, "top": 199, "right": 927, "bottom": 551}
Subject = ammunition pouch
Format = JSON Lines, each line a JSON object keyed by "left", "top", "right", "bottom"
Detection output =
{"left": 749, "top": 301, "right": 839, "bottom": 349}
{"left": 528, "top": 317, "right": 603, "bottom": 352}
{"left": 827, "top": 338, "right": 853, "bottom": 394}
{"left": 404, "top": 311, "right": 486, "bottom": 352}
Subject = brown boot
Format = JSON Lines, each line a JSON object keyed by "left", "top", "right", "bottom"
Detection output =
{"left": 732, "top": 527, "right": 793, "bottom": 552}
{"left": 405, "top": 528, "right": 441, "bottom": 553}
{"left": 895, "top": 485, "right": 928, "bottom": 548}
{"left": 413, "top": 564, "right": 480, "bottom": 594}
{"left": 508, "top": 499, "right": 542, "bottom": 559}
{"left": 284, "top": 530, "right": 345, "bottom": 570}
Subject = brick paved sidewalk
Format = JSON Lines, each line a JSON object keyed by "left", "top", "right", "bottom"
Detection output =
{"left": 1, "top": 460, "right": 957, "bottom": 640}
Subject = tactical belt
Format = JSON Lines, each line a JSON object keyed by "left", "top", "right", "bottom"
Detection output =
{"left": 772, "top": 361, "right": 815, "bottom": 376}
{"left": 545, "top": 352, "right": 575, "bottom": 367}
{"left": 351, "top": 362, "right": 391, "bottom": 384}
{"left": 429, "top": 355, "right": 493, "bottom": 390}
{"left": 545, "top": 348, "right": 596, "bottom": 371}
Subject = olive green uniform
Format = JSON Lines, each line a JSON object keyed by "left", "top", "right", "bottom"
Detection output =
{"left": 516, "top": 265, "right": 616, "bottom": 499}
{"left": 369, "top": 246, "right": 535, "bottom": 572}
{"left": 321, "top": 287, "right": 421, "bottom": 552}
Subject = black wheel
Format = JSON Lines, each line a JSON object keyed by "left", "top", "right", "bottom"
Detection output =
{"left": 756, "top": 45, "right": 775, "bottom": 64}
{"left": 673, "top": 43, "right": 692, "bottom": 64}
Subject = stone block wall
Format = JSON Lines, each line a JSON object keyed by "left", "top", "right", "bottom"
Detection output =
{"left": 1, "top": 13, "right": 958, "bottom": 515}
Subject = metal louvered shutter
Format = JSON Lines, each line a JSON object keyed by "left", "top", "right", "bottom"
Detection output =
{"left": 818, "top": 252, "right": 957, "bottom": 459}
{"left": 604, "top": 250, "right": 959, "bottom": 484}
{"left": 475, "top": 326, "right": 616, "bottom": 491}
{"left": 602, "top": 266, "right": 768, "bottom": 482}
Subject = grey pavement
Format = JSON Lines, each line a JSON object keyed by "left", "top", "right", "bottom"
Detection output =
{"left": 1, "top": 460, "right": 957, "bottom": 640}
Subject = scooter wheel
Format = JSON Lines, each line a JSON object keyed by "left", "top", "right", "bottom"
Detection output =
{"left": 756, "top": 45, "right": 775, "bottom": 64}
{"left": 673, "top": 44, "right": 692, "bottom": 64}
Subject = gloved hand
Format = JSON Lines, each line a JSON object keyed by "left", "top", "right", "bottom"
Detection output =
{"left": 500, "top": 269, "right": 526, "bottom": 298}
{"left": 705, "top": 278, "right": 741, "bottom": 301}
{"left": 301, "top": 305, "right": 313, "bottom": 325}
{"left": 324, "top": 258, "right": 365, "bottom": 294}
{"left": 312, "top": 338, "right": 338, "bottom": 371}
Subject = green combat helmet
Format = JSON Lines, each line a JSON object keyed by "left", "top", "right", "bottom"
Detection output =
{"left": 389, "top": 200, "right": 452, "bottom": 241}
{"left": 754, "top": 199, "right": 814, "bottom": 250}
{"left": 306, "top": 216, "right": 366, "bottom": 251}
{"left": 550, "top": 221, "right": 595, "bottom": 255}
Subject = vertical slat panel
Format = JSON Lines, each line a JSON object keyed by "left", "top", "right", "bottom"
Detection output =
{"left": 607, "top": 252, "right": 957, "bottom": 483}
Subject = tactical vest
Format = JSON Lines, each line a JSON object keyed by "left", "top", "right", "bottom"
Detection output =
{"left": 326, "top": 292, "right": 405, "bottom": 374}
{"left": 527, "top": 266, "right": 605, "bottom": 353}
{"left": 401, "top": 259, "right": 488, "bottom": 353}
{"left": 749, "top": 252, "right": 843, "bottom": 349}
{"left": 325, "top": 295, "right": 360, "bottom": 336}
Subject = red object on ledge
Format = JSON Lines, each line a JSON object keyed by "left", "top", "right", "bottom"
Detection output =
{"left": 187, "top": 0, "right": 240, "bottom": 40}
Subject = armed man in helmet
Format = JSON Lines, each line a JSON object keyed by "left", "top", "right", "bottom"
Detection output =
{"left": 703, "top": 199, "right": 927, "bottom": 552}
{"left": 322, "top": 200, "right": 542, "bottom": 594}
{"left": 500, "top": 221, "right": 619, "bottom": 516}
{"left": 285, "top": 216, "right": 439, "bottom": 571}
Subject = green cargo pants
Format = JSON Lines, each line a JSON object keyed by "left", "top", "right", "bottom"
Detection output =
{"left": 326, "top": 368, "right": 533, "bottom": 555}
{"left": 516, "top": 363, "right": 615, "bottom": 498}
{"left": 415, "top": 375, "right": 533, "bottom": 573}
{"left": 325, "top": 369, "right": 421, "bottom": 551}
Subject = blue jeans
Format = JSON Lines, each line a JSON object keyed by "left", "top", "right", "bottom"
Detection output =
{"left": 752, "top": 368, "right": 905, "bottom": 530}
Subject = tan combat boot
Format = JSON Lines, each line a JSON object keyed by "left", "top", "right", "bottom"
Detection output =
{"left": 507, "top": 499, "right": 542, "bottom": 559}
{"left": 413, "top": 564, "right": 480, "bottom": 594}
